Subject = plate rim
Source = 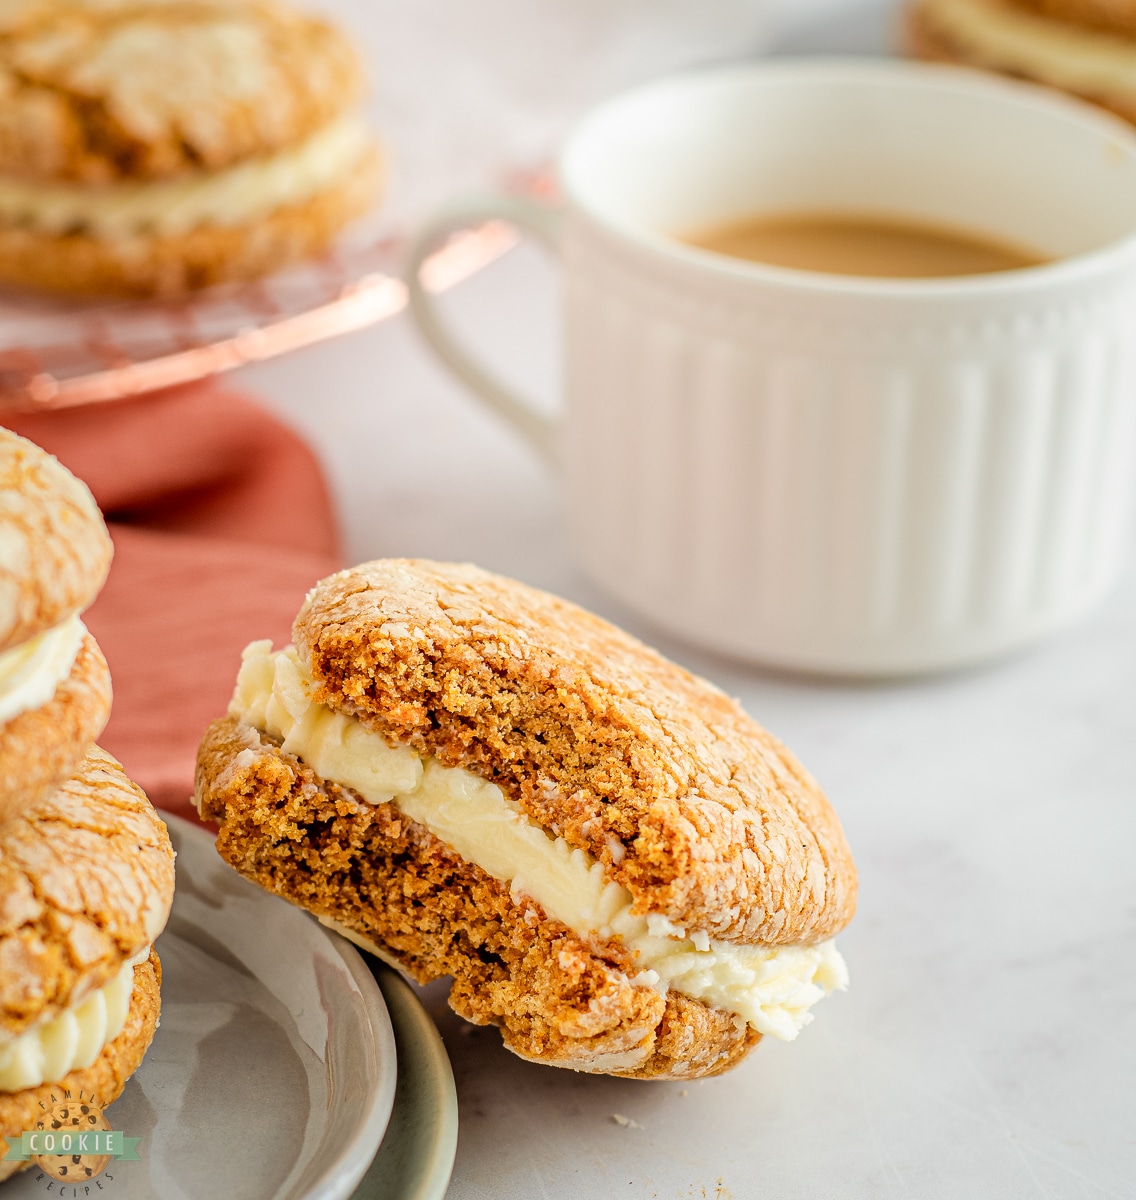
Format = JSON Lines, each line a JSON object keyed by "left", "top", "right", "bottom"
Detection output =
{"left": 352, "top": 963, "right": 459, "bottom": 1200}
{"left": 164, "top": 812, "right": 398, "bottom": 1200}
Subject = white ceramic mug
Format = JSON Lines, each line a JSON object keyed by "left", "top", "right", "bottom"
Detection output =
{"left": 407, "top": 60, "right": 1136, "bottom": 675}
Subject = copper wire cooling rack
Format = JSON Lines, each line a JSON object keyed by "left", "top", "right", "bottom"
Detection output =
{"left": 0, "top": 221, "right": 520, "bottom": 412}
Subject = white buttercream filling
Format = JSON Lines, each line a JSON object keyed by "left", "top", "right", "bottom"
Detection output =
{"left": 230, "top": 642, "right": 849, "bottom": 1041}
{"left": 0, "top": 947, "right": 149, "bottom": 1093}
{"left": 922, "top": 0, "right": 1136, "bottom": 93}
{"left": 0, "top": 614, "right": 84, "bottom": 726}
{"left": 0, "top": 113, "right": 373, "bottom": 240}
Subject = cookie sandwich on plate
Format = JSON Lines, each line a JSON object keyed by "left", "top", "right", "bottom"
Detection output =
{"left": 0, "top": 429, "right": 113, "bottom": 825}
{"left": 0, "top": 433, "right": 175, "bottom": 1181}
{"left": 908, "top": 0, "right": 1136, "bottom": 124}
{"left": 0, "top": 748, "right": 175, "bottom": 1183}
{"left": 0, "top": 0, "right": 381, "bottom": 296}
{"left": 196, "top": 559, "right": 857, "bottom": 1080}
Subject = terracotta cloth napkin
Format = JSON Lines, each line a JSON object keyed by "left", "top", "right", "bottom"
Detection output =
{"left": 5, "top": 383, "right": 342, "bottom": 820}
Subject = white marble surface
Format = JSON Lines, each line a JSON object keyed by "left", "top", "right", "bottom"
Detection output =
{"left": 237, "top": 3, "right": 1136, "bottom": 1196}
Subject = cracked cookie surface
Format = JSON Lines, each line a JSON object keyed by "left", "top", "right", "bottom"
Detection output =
{"left": 293, "top": 559, "right": 857, "bottom": 946}
{"left": 0, "top": 746, "right": 174, "bottom": 1042}
{"left": 0, "top": 429, "right": 112, "bottom": 656}
{"left": 0, "top": 0, "right": 363, "bottom": 184}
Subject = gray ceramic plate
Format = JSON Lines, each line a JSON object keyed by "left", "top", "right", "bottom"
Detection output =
{"left": 350, "top": 965, "right": 459, "bottom": 1200}
{"left": 6, "top": 816, "right": 397, "bottom": 1200}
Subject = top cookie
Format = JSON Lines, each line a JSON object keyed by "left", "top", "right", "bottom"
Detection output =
{"left": 0, "top": 429, "right": 112, "bottom": 655}
{"left": 0, "top": 744, "right": 174, "bottom": 1043}
{"left": 294, "top": 560, "right": 858, "bottom": 947}
{"left": 0, "top": 0, "right": 364, "bottom": 184}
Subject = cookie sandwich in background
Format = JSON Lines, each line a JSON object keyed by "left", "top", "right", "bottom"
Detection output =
{"left": 907, "top": 0, "right": 1136, "bottom": 124}
{"left": 196, "top": 559, "right": 857, "bottom": 1080}
{"left": 0, "top": 0, "right": 382, "bottom": 297}
{"left": 0, "top": 429, "right": 113, "bottom": 825}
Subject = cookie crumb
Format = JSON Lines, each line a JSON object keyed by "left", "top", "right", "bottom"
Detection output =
{"left": 611, "top": 1113, "right": 643, "bottom": 1129}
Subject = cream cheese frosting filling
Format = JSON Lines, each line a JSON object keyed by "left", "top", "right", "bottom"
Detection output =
{"left": 0, "top": 614, "right": 85, "bottom": 725}
{"left": 0, "top": 947, "right": 149, "bottom": 1093}
{"left": 228, "top": 641, "right": 849, "bottom": 1041}
{"left": 921, "top": 0, "right": 1136, "bottom": 92}
{"left": 0, "top": 113, "right": 374, "bottom": 240}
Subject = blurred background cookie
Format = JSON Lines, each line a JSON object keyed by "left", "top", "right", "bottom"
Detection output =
{"left": 0, "top": 0, "right": 381, "bottom": 296}
{"left": 197, "top": 559, "right": 857, "bottom": 1080}
{"left": 0, "top": 429, "right": 113, "bottom": 823}
{"left": 1010, "top": 0, "right": 1136, "bottom": 37}
{"left": 0, "top": 745, "right": 174, "bottom": 1181}
{"left": 907, "top": 0, "right": 1136, "bottom": 125}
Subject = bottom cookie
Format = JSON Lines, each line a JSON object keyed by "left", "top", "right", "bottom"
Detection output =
{"left": 0, "top": 952, "right": 162, "bottom": 1184}
{"left": 0, "top": 151, "right": 380, "bottom": 299}
{"left": 0, "top": 633, "right": 112, "bottom": 826}
{"left": 197, "top": 717, "right": 761, "bottom": 1081}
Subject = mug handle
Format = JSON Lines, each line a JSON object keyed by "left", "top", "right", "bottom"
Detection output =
{"left": 406, "top": 197, "right": 563, "bottom": 465}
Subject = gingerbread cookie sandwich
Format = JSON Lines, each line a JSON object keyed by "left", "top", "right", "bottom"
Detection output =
{"left": 907, "top": 0, "right": 1136, "bottom": 125}
{"left": 196, "top": 559, "right": 857, "bottom": 1080}
{"left": 0, "top": 0, "right": 381, "bottom": 296}
{"left": 0, "top": 429, "right": 113, "bottom": 825}
{"left": 0, "top": 746, "right": 174, "bottom": 1182}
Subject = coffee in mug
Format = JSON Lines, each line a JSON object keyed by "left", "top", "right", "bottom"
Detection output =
{"left": 680, "top": 212, "right": 1048, "bottom": 277}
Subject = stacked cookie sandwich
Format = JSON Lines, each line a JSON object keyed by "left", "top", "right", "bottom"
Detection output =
{"left": 908, "top": 0, "right": 1136, "bottom": 124}
{"left": 0, "top": 0, "right": 381, "bottom": 296}
{"left": 0, "top": 429, "right": 174, "bottom": 1182}
{"left": 196, "top": 559, "right": 857, "bottom": 1080}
